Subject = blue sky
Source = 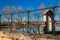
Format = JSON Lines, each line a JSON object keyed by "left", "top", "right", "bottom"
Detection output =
{"left": 0, "top": 0, "right": 59, "bottom": 10}
{"left": 0, "top": 0, "right": 59, "bottom": 21}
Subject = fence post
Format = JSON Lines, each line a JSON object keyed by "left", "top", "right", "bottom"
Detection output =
{"left": 11, "top": 13, "right": 13, "bottom": 32}
{"left": 27, "top": 10, "right": 30, "bottom": 33}
{"left": 0, "top": 14, "right": 1, "bottom": 25}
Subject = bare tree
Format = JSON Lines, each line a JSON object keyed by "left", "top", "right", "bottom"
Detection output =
{"left": 58, "top": 1, "right": 60, "bottom": 21}
{"left": 2, "top": 6, "right": 12, "bottom": 31}
{"left": 13, "top": 6, "right": 23, "bottom": 30}
{"left": 3, "top": 6, "right": 11, "bottom": 24}
{"left": 16, "top": 6, "right": 23, "bottom": 22}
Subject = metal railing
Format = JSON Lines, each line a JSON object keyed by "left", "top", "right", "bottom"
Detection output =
{"left": 0, "top": 6, "right": 60, "bottom": 34}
